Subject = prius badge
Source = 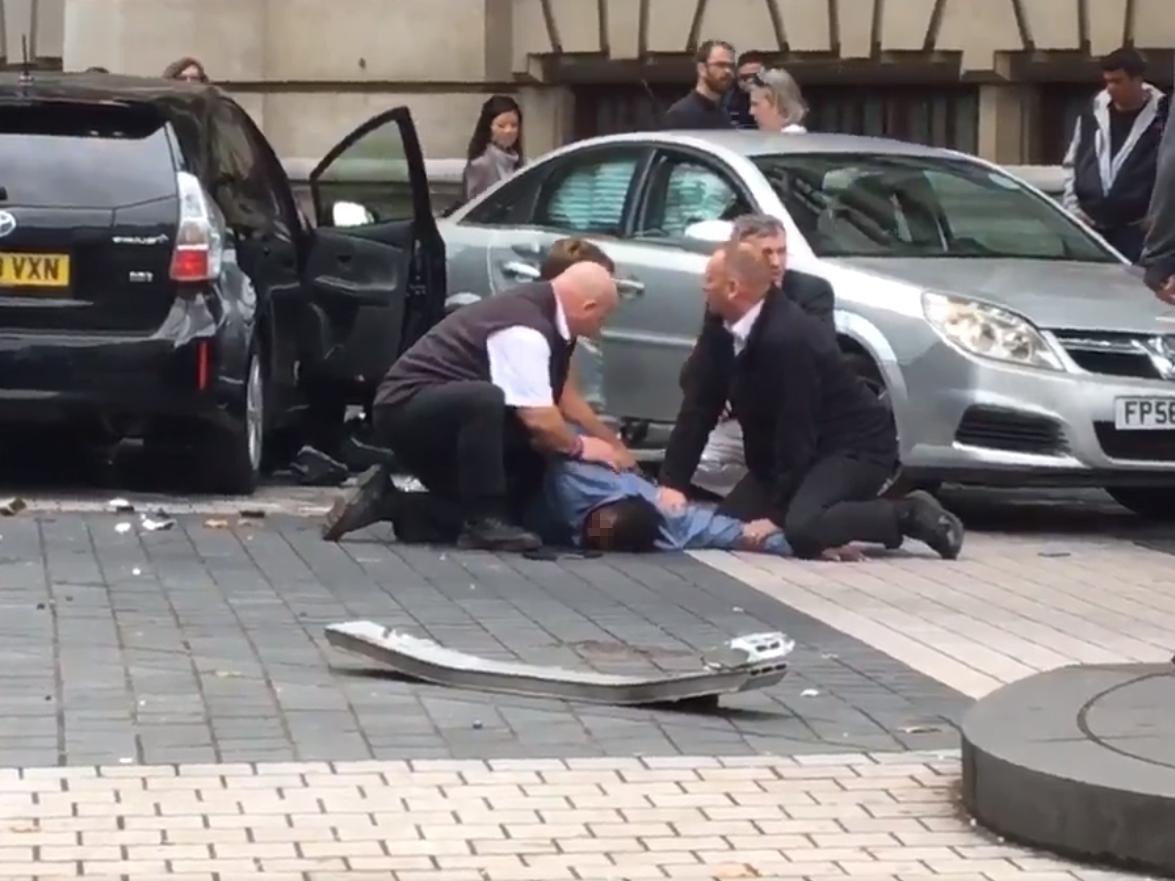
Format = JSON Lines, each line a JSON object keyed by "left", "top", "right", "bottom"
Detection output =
{"left": 0, "top": 211, "right": 15, "bottom": 239}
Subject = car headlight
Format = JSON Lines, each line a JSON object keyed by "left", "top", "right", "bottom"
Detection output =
{"left": 922, "top": 292, "right": 1063, "bottom": 371}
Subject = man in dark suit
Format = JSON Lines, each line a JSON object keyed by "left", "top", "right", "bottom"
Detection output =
{"left": 660, "top": 243, "right": 963, "bottom": 559}
{"left": 733, "top": 213, "right": 833, "bottom": 325}
{"left": 690, "top": 213, "right": 833, "bottom": 496}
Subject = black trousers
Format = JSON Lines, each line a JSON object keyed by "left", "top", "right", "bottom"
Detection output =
{"left": 718, "top": 454, "right": 901, "bottom": 558}
{"left": 1100, "top": 224, "right": 1146, "bottom": 263}
{"left": 373, "top": 381, "right": 545, "bottom": 541}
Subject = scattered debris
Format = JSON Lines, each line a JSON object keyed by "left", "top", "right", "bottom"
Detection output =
{"left": 107, "top": 498, "right": 135, "bottom": 513}
{"left": 290, "top": 445, "right": 349, "bottom": 487}
{"left": 901, "top": 724, "right": 942, "bottom": 734}
{"left": 35, "top": 603, "right": 45, "bottom": 611}
{"left": 118, "top": 757, "right": 133, "bottom": 765}
{"left": 140, "top": 515, "right": 175, "bottom": 532}
{"left": 114, "top": 522, "right": 132, "bottom": 535}
{"left": 203, "top": 518, "right": 230, "bottom": 529}
{"left": 238, "top": 509, "right": 267, "bottom": 520}
{"left": 821, "top": 652, "right": 839, "bottom": 660}
{"left": 523, "top": 548, "right": 603, "bottom": 561}
{"left": 800, "top": 688, "right": 821, "bottom": 697}
{"left": 472, "top": 720, "right": 484, "bottom": 730}
{"left": 324, "top": 621, "right": 794, "bottom": 706}
{"left": 214, "top": 670, "right": 243, "bottom": 679}
{"left": 131, "top": 568, "right": 142, "bottom": 576}
{"left": 0, "top": 497, "right": 26, "bottom": 517}
{"left": 731, "top": 606, "right": 744, "bottom": 613}
{"left": 1038, "top": 550, "right": 1072, "bottom": 558}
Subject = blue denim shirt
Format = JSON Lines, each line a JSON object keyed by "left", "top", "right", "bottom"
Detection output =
{"left": 527, "top": 459, "right": 793, "bottom": 555}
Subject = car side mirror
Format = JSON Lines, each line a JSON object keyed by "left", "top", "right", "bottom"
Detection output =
{"left": 684, "top": 219, "right": 734, "bottom": 243}
{"left": 331, "top": 200, "right": 375, "bottom": 228}
{"left": 445, "top": 292, "right": 482, "bottom": 314}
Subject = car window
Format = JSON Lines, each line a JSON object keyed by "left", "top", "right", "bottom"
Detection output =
{"left": 533, "top": 152, "right": 640, "bottom": 234}
{"left": 312, "top": 115, "right": 414, "bottom": 228}
{"left": 637, "top": 155, "right": 749, "bottom": 238}
{"left": 754, "top": 154, "right": 1115, "bottom": 262}
{"left": 229, "top": 105, "right": 296, "bottom": 239}
{"left": 463, "top": 173, "right": 540, "bottom": 226}
{"left": 209, "top": 102, "right": 285, "bottom": 236}
{"left": 0, "top": 103, "right": 175, "bottom": 208}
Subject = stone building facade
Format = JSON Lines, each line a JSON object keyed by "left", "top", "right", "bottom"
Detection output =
{"left": 3, "top": 0, "right": 1174, "bottom": 164}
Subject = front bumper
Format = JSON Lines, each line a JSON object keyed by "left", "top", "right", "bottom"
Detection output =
{"left": 896, "top": 341, "right": 1175, "bottom": 487}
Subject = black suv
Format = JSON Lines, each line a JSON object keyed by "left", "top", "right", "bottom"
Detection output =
{"left": 0, "top": 73, "right": 446, "bottom": 492}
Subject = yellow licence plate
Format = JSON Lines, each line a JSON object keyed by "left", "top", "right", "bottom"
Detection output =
{"left": 0, "top": 252, "right": 71, "bottom": 289}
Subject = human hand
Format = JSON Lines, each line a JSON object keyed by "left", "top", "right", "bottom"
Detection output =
{"left": 610, "top": 442, "right": 638, "bottom": 471}
{"left": 580, "top": 436, "right": 626, "bottom": 471}
{"left": 1157, "top": 276, "right": 1175, "bottom": 306}
{"left": 820, "top": 544, "right": 867, "bottom": 562}
{"left": 740, "top": 518, "right": 781, "bottom": 550}
{"left": 656, "top": 487, "right": 688, "bottom": 512}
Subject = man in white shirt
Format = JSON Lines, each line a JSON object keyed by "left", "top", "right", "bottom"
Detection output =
{"left": 325, "top": 257, "right": 632, "bottom": 551}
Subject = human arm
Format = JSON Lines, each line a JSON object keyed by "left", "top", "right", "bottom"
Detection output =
{"left": 789, "top": 273, "right": 836, "bottom": 327}
{"left": 486, "top": 327, "right": 625, "bottom": 468}
{"left": 1061, "top": 118, "right": 1083, "bottom": 217}
{"left": 1143, "top": 108, "right": 1175, "bottom": 296}
{"left": 558, "top": 363, "right": 636, "bottom": 469}
{"left": 659, "top": 318, "right": 731, "bottom": 494}
{"left": 462, "top": 156, "right": 496, "bottom": 202}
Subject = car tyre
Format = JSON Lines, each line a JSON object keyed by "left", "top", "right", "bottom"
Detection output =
{"left": 1107, "top": 487, "right": 1175, "bottom": 521}
{"left": 203, "top": 348, "right": 266, "bottom": 495}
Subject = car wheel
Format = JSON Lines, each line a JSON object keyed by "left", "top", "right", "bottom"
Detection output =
{"left": 203, "top": 348, "right": 265, "bottom": 494}
{"left": 1107, "top": 487, "right": 1175, "bottom": 521}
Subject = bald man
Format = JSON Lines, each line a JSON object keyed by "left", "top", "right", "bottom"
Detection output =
{"left": 325, "top": 260, "right": 631, "bottom": 552}
{"left": 657, "top": 244, "right": 964, "bottom": 560}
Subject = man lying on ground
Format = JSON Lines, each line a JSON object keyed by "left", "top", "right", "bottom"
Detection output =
{"left": 528, "top": 456, "right": 864, "bottom": 561}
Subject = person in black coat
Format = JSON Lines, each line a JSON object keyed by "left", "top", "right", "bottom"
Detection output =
{"left": 688, "top": 214, "right": 833, "bottom": 497}
{"left": 658, "top": 243, "right": 964, "bottom": 559}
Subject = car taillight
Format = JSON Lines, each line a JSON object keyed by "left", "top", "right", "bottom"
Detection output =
{"left": 170, "top": 171, "right": 225, "bottom": 283}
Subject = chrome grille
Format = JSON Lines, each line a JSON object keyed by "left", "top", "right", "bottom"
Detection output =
{"left": 1050, "top": 332, "right": 1174, "bottom": 381}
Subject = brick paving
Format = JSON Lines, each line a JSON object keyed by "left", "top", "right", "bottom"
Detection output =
{"left": 0, "top": 488, "right": 1163, "bottom": 879}
{"left": 0, "top": 752, "right": 1140, "bottom": 880}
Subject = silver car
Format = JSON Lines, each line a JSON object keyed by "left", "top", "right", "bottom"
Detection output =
{"left": 441, "top": 131, "right": 1175, "bottom": 519}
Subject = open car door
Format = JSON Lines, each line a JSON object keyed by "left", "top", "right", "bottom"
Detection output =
{"left": 302, "top": 107, "right": 446, "bottom": 402}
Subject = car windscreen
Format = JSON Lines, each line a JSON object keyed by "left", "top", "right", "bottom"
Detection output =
{"left": 752, "top": 153, "right": 1116, "bottom": 263}
{"left": 0, "top": 102, "right": 176, "bottom": 208}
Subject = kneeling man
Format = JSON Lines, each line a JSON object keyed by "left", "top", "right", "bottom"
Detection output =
{"left": 658, "top": 243, "right": 964, "bottom": 559}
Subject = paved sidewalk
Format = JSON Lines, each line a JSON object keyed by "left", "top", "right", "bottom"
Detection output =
{"left": 0, "top": 497, "right": 1160, "bottom": 879}
{"left": 0, "top": 513, "right": 963, "bottom": 768}
{"left": 0, "top": 752, "right": 1135, "bottom": 881}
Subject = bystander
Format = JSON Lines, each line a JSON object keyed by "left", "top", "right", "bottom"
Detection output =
{"left": 662, "top": 40, "right": 736, "bottom": 130}
{"left": 725, "top": 50, "right": 766, "bottom": 129}
{"left": 1062, "top": 47, "right": 1168, "bottom": 262}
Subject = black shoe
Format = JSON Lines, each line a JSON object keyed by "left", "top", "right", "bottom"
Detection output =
{"left": 901, "top": 490, "right": 964, "bottom": 560}
{"left": 291, "top": 445, "right": 349, "bottom": 487}
{"left": 322, "top": 465, "right": 397, "bottom": 541}
{"left": 457, "top": 516, "right": 542, "bottom": 552}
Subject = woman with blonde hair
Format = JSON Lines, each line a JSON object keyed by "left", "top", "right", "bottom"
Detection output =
{"left": 749, "top": 68, "right": 808, "bottom": 133}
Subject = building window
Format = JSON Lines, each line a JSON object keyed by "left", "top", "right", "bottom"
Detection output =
{"left": 572, "top": 83, "right": 979, "bottom": 155}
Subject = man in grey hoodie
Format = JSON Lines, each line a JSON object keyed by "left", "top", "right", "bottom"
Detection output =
{"left": 1142, "top": 61, "right": 1175, "bottom": 303}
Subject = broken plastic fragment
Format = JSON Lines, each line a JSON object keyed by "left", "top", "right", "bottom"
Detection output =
{"left": 800, "top": 688, "right": 821, "bottom": 697}
{"left": 141, "top": 516, "right": 175, "bottom": 532}
{"left": 0, "top": 498, "right": 26, "bottom": 517}
{"left": 131, "top": 568, "right": 142, "bottom": 576}
{"left": 901, "top": 724, "right": 941, "bottom": 734}
{"left": 107, "top": 498, "right": 135, "bottom": 513}
{"left": 238, "top": 509, "right": 266, "bottom": 519}
{"left": 203, "top": 518, "right": 230, "bottom": 529}
{"left": 115, "top": 522, "right": 133, "bottom": 535}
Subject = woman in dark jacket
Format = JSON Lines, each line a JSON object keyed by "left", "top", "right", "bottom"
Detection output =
{"left": 462, "top": 95, "right": 524, "bottom": 202}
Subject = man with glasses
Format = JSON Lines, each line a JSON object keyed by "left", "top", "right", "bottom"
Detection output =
{"left": 663, "top": 40, "right": 736, "bottom": 130}
{"left": 726, "top": 50, "right": 767, "bottom": 129}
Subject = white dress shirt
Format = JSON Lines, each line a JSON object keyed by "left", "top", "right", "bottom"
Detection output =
{"left": 727, "top": 301, "right": 764, "bottom": 356}
{"left": 483, "top": 297, "right": 572, "bottom": 407}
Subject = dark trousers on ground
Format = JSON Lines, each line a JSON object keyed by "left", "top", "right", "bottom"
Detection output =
{"left": 373, "top": 381, "right": 546, "bottom": 543}
{"left": 717, "top": 454, "right": 901, "bottom": 558}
